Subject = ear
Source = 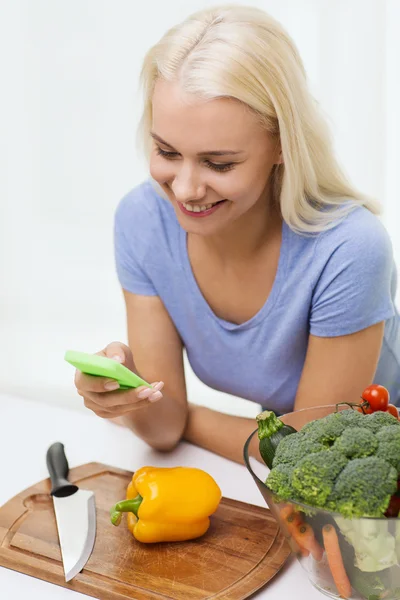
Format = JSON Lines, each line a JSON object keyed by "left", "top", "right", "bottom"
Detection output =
{"left": 273, "top": 140, "right": 283, "bottom": 165}
{"left": 275, "top": 148, "right": 284, "bottom": 165}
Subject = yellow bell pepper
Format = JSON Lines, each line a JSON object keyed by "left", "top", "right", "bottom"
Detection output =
{"left": 110, "top": 466, "right": 222, "bottom": 543}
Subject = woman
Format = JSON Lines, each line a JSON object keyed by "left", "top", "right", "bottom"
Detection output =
{"left": 75, "top": 5, "right": 400, "bottom": 464}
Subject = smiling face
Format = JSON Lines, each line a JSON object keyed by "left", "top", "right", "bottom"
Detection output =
{"left": 149, "top": 79, "right": 282, "bottom": 236}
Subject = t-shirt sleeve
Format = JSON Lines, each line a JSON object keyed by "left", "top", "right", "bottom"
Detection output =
{"left": 113, "top": 191, "right": 158, "bottom": 296}
{"left": 309, "top": 213, "right": 395, "bottom": 337}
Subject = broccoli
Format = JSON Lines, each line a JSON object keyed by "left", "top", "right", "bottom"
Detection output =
{"left": 261, "top": 407, "right": 400, "bottom": 520}
{"left": 266, "top": 463, "right": 295, "bottom": 500}
{"left": 338, "top": 408, "right": 366, "bottom": 427}
{"left": 328, "top": 456, "right": 397, "bottom": 518}
{"left": 362, "top": 410, "right": 400, "bottom": 434}
{"left": 260, "top": 405, "right": 400, "bottom": 581}
{"left": 376, "top": 426, "right": 400, "bottom": 473}
{"left": 301, "top": 411, "right": 348, "bottom": 445}
{"left": 333, "top": 427, "right": 378, "bottom": 458}
{"left": 272, "top": 432, "right": 326, "bottom": 468}
{"left": 291, "top": 450, "right": 348, "bottom": 506}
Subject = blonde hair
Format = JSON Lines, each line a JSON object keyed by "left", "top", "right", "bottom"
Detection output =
{"left": 136, "top": 4, "right": 380, "bottom": 234}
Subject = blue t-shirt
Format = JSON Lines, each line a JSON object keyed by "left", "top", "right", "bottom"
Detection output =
{"left": 114, "top": 179, "right": 400, "bottom": 412}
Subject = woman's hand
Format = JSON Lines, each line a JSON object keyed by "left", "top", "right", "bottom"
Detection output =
{"left": 74, "top": 341, "right": 164, "bottom": 418}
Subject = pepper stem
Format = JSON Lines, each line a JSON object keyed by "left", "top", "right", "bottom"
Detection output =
{"left": 110, "top": 494, "right": 143, "bottom": 526}
{"left": 256, "top": 410, "right": 283, "bottom": 440}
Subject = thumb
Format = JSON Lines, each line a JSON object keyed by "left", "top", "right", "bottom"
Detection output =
{"left": 100, "top": 342, "right": 134, "bottom": 370}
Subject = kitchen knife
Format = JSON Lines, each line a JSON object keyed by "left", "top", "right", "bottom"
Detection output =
{"left": 46, "top": 442, "right": 96, "bottom": 582}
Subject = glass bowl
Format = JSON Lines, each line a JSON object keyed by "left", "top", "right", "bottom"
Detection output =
{"left": 243, "top": 405, "right": 400, "bottom": 600}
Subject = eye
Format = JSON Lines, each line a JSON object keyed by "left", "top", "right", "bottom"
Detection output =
{"left": 155, "top": 147, "right": 236, "bottom": 173}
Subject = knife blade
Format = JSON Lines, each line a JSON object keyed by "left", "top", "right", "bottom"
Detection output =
{"left": 46, "top": 442, "right": 96, "bottom": 582}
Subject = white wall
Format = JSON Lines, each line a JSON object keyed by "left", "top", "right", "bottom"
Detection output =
{"left": 1, "top": 0, "right": 399, "bottom": 416}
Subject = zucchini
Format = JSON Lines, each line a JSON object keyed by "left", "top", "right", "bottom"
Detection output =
{"left": 256, "top": 410, "right": 297, "bottom": 468}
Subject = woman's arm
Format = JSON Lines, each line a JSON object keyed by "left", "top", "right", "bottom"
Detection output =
{"left": 294, "top": 321, "right": 385, "bottom": 410}
{"left": 121, "top": 291, "right": 385, "bottom": 460}
{"left": 183, "top": 404, "right": 260, "bottom": 464}
{"left": 183, "top": 322, "right": 385, "bottom": 461}
{"left": 121, "top": 290, "right": 261, "bottom": 462}
{"left": 120, "top": 291, "right": 188, "bottom": 451}
{"left": 184, "top": 322, "right": 386, "bottom": 462}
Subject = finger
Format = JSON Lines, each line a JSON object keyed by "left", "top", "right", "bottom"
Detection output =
{"left": 136, "top": 382, "right": 164, "bottom": 403}
{"left": 75, "top": 370, "right": 120, "bottom": 393}
{"left": 83, "top": 396, "right": 113, "bottom": 418}
{"left": 102, "top": 341, "right": 132, "bottom": 366}
{"left": 83, "top": 393, "right": 150, "bottom": 415}
{"left": 85, "top": 383, "right": 163, "bottom": 408}
{"left": 87, "top": 383, "right": 164, "bottom": 407}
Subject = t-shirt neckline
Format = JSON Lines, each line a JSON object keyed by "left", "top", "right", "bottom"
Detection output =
{"left": 179, "top": 219, "right": 288, "bottom": 331}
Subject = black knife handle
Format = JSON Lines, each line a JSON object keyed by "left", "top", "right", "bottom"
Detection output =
{"left": 46, "top": 442, "right": 79, "bottom": 498}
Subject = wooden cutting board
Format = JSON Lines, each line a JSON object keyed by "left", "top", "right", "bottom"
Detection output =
{"left": 0, "top": 462, "right": 291, "bottom": 599}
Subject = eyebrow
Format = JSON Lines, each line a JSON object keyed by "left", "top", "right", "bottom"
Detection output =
{"left": 150, "top": 132, "right": 244, "bottom": 156}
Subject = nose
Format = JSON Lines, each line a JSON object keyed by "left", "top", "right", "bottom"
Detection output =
{"left": 170, "top": 164, "right": 206, "bottom": 203}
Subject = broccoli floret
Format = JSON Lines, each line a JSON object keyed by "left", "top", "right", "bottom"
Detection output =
{"left": 301, "top": 412, "right": 347, "bottom": 445}
{"left": 362, "top": 411, "right": 400, "bottom": 434}
{"left": 376, "top": 426, "right": 400, "bottom": 473}
{"left": 338, "top": 408, "right": 366, "bottom": 427}
{"left": 328, "top": 456, "right": 397, "bottom": 517}
{"left": 301, "top": 420, "right": 319, "bottom": 435}
{"left": 333, "top": 427, "right": 378, "bottom": 458}
{"left": 272, "top": 432, "right": 326, "bottom": 467}
{"left": 266, "top": 463, "right": 295, "bottom": 500}
{"left": 292, "top": 450, "right": 348, "bottom": 506}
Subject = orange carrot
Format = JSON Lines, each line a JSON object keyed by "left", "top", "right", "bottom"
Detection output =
{"left": 285, "top": 511, "right": 303, "bottom": 529}
{"left": 279, "top": 504, "right": 295, "bottom": 520}
{"left": 279, "top": 507, "right": 309, "bottom": 557}
{"left": 322, "top": 525, "right": 352, "bottom": 599}
{"left": 289, "top": 521, "right": 310, "bottom": 557}
{"left": 295, "top": 523, "right": 324, "bottom": 561}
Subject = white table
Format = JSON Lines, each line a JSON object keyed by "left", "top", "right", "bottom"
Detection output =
{"left": 0, "top": 393, "right": 323, "bottom": 599}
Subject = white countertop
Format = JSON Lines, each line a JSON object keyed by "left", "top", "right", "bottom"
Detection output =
{"left": 0, "top": 393, "right": 324, "bottom": 599}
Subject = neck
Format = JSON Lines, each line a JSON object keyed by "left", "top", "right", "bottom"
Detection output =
{"left": 196, "top": 187, "right": 281, "bottom": 262}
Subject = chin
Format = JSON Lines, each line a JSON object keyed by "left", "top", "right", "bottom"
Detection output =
{"left": 174, "top": 210, "right": 229, "bottom": 237}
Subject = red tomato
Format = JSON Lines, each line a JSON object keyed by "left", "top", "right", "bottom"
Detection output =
{"left": 386, "top": 404, "right": 399, "bottom": 418}
{"left": 361, "top": 384, "right": 390, "bottom": 412}
{"left": 385, "top": 494, "right": 400, "bottom": 518}
{"left": 356, "top": 405, "right": 372, "bottom": 414}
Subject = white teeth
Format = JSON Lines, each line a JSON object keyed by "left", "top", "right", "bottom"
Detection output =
{"left": 183, "top": 202, "right": 216, "bottom": 212}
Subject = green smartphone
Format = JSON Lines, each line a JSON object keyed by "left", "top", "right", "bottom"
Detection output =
{"left": 64, "top": 350, "right": 151, "bottom": 389}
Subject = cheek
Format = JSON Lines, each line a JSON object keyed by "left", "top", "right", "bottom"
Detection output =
{"left": 220, "top": 167, "right": 270, "bottom": 211}
{"left": 223, "top": 171, "right": 263, "bottom": 203}
{"left": 149, "top": 155, "right": 174, "bottom": 183}
{"left": 233, "top": 161, "right": 272, "bottom": 197}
